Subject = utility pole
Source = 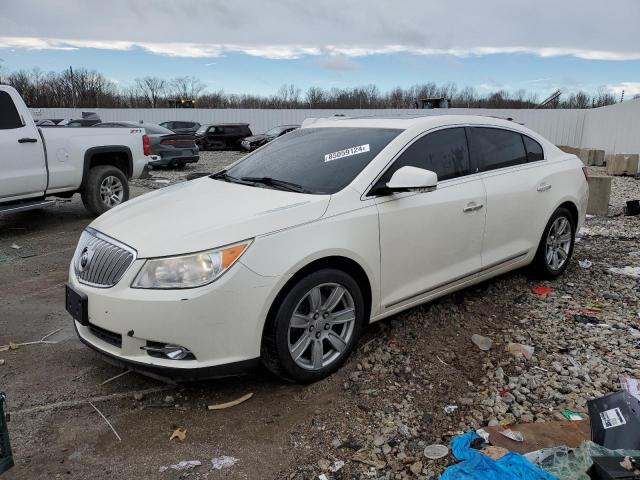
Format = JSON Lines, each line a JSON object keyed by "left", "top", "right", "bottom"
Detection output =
{"left": 69, "top": 66, "right": 76, "bottom": 109}
{"left": 620, "top": 90, "right": 625, "bottom": 103}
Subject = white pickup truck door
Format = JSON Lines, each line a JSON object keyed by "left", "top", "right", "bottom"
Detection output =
{"left": 375, "top": 127, "right": 486, "bottom": 310}
{"left": 0, "top": 89, "right": 47, "bottom": 200}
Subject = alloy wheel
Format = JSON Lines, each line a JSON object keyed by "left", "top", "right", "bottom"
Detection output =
{"left": 99, "top": 176, "right": 124, "bottom": 208}
{"left": 288, "top": 282, "right": 356, "bottom": 371}
{"left": 545, "top": 216, "right": 572, "bottom": 270}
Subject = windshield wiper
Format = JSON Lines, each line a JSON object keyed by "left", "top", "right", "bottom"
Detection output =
{"left": 210, "top": 170, "right": 250, "bottom": 185}
{"left": 240, "top": 176, "right": 311, "bottom": 193}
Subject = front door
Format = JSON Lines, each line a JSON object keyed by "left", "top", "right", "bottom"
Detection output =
{"left": 0, "top": 90, "right": 47, "bottom": 200}
{"left": 375, "top": 127, "right": 486, "bottom": 310}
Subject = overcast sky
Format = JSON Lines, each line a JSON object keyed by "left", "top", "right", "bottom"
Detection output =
{"left": 1, "top": 0, "right": 639, "bottom": 96}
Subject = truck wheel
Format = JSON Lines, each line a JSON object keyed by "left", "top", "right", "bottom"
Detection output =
{"left": 81, "top": 165, "right": 129, "bottom": 216}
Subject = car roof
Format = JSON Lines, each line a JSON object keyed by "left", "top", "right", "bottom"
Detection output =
{"left": 201, "top": 123, "right": 250, "bottom": 126}
{"left": 301, "top": 114, "right": 539, "bottom": 137}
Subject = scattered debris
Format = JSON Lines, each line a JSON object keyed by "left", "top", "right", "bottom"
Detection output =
{"left": 169, "top": 427, "right": 187, "bottom": 442}
{"left": 471, "top": 334, "right": 493, "bottom": 351}
{"left": 573, "top": 314, "right": 602, "bottom": 325}
{"left": 100, "top": 370, "right": 131, "bottom": 386}
{"left": 579, "top": 259, "right": 593, "bottom": 269}
{"left": 133, "top": 392, "right": 144, "bottom": 402}
{"left": 163, "top": 395, "right": 175, "bottom": 404}
{"left": 328, "top": 460, "right": 344, "bottom": 472}
{"left": 620, "top": 455, "right": 634, "bottom": 471}
{"left": 506, "top": 342, "right": 535, "bottom": 360}
{"left": 499, "top": 428, "right": 524, "bottom": 442}
{"left": 207, "top": 392, "right": 253, "bottom": 410}
{"left": 480, "top": 445, "right": 509, "bottom": 460}
{"left": 89, "top": 401, "right": 121, "bottom": 441}
{"left": 532, "top": 286, "right": 553, "bottom": 296}
{"left": 154, "top": 178, "right": 171, "bottom": 184}
{"left": 609, "top": 266, "right": 640, "bottom": 278}
{"left": 318, "top": 474, "right": 328, "bottom": 480}
{"left": 561, "top": 409, "right": 584, "bottom": 421}
{"left": 159, "top": 460, "right": 201, "bottom": 473}
{"left": 351, "top": 450, "right": 386, "bottom": 469}
{"left": 211, "top": 455, "right": 238, "bottom": 470}
{"left": 0, "top": 328, "right": 63, "bottom": 352}
{"left": 423, "top": 444, "right": 449, "bottom": 459}
{"left": 444, "top": 405, "right": 458, "bottom": 414}
{"left": 0, "top": 360, "right": 4, "bottom": 366}
{"left": 625, "top": 199, "right": 640, "bottom": 216}
{"left": 620, "top": 376, "right": 640, "bottom": 402}
{"left": 9, "top": 244, "right": 20, "bottom": 250}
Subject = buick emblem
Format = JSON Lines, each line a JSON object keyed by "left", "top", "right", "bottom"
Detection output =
{"left": 78, "top": 247, "right": 92, "bottom": 272}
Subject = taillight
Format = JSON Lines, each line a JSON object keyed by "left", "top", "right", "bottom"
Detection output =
{"left": 143, "top": 134, "right": 151, "bottom": 155}
{"left": 582, "top": 166, "right": 589, "bottom": 181}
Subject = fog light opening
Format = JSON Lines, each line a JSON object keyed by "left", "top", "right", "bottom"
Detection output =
{"left": 141, "top": 342, "right": 195, "bottom": 361}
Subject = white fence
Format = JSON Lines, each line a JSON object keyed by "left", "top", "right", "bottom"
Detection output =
{"left": 31, "top": 99, "right": 640, "bottom": 155}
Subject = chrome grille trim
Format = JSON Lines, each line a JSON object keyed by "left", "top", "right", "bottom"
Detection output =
{"left": 73, "top": 228, "right": 137, "bottom": 288}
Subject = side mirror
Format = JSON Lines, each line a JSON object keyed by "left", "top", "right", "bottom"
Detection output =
{"left": 385, "top": 166, "right": 438, "bottom": 193}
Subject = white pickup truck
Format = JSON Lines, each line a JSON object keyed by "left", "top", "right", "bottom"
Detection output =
{"left": 0, "top": 85, "right": 151, "bottom": 216}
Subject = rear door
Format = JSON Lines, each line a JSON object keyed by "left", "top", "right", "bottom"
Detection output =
{"left": 0, "top": 90, "right": 47, "bottom": 200}
{"left": 470, "top": 127, "right": 552, "bottom": 268}
{"left": 375, "top": 127, "right": 486, "bottom": 310}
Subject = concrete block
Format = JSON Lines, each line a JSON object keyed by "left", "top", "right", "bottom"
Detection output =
{"left": 557, "top": 145, "right": 581, "bottom": 156}
{"left": 606, "top": 153, "right": 640, "bottom": 176}
{"left": 586, "top": 174, "right": 612, "bottom": 216}
{"left": 578, "top": 148, "right": 591, "bottom": 164}
{"left": 588, "top": 149, "right": 605, "bottom": 166}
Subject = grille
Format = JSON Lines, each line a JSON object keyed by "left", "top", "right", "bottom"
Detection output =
{"left": 74, "top": 229, "right": 135, "bottom": 288}
{"left": 88, "top": 323, "right": 122, "bottom": 348}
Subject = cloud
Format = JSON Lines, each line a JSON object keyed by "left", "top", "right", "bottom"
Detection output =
{"left": 315, "top": 55, "right": 359, "bottom": 71}
{"left": 0, "top": 0, "right": 639, "bottom": 61}
{"left": 607, "top": 82, "right": 640, "bottom": 96}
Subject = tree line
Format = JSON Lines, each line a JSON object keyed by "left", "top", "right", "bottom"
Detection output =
{"left": 0, "top": 66, "right": 623, "bottom": 109}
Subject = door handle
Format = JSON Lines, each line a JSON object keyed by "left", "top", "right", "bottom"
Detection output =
{"left": 18, "top": 137, "right": 38, "bottom": 143}
{"left": 463, "top": 202, "right": 484, "bottom": 213}
{"left": 537, "top": 183, "right": 552, "bottom": 192}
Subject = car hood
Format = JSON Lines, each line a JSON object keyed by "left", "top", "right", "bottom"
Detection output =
{"left": 243, "top": 134, "right": 267, "bottom": 143}
{"left": 90, "top": 178, "right": 330, "bottom": 258}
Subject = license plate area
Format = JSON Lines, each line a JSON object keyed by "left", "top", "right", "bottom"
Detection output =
{"left": 65, "top": 283, "right": 88, "bottom": 325}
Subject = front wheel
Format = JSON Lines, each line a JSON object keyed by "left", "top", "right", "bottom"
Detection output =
{"left": 81, "top": 165, "right": 129, "bottom": 216}
{"left": 261, "top": 269, "right": 365, "bottom": 383}
{"left": 531, "top": 207, "right": 575, "bottom": 278}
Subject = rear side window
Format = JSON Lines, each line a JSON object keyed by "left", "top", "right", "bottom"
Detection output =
{"left": 0, "top": 92, "right": 24, "bottom": 129}
{"left": 523, "top": 135, "right": 544, "bottom": 162}
{"left": 380, "top": 127, "right": 470, "bottom": 183}
{"left": 472, "top": 127, "right": 527, "bottom": 171}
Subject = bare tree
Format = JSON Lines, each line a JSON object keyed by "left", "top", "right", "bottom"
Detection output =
{"left": 169, "top": 76, "right": 205, "bottom": 101}
{"left": 135, "top": 76, "right": 166, "bottom": 108}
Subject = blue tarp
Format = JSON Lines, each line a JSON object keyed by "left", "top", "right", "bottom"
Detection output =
{"left": 440, "top": 432, "right": 558, "bottom": 480}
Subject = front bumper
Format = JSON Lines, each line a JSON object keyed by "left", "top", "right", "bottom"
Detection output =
{"left": 68, "top": 258, "right": 280, "bottom": 379}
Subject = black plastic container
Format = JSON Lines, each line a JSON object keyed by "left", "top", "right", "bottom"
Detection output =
{"left": 0, "top": 392, "right": 14, "bottom": 474}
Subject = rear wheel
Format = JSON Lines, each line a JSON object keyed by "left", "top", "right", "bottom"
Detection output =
{"left": 81, "top": 165, "right": 129, "bottom": 216}
{"left": 531, "top": 207, "right": 575, "bottom": 278}
{"left": 261, "top": 269, "right": 365, "bottom": 383}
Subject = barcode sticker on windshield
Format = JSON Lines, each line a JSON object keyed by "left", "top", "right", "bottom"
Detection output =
{"left": 600, "top": 407, "right": 626, "bottom": 429}
{"left": 324, "top": 144, "right": 370, "bottom": 163}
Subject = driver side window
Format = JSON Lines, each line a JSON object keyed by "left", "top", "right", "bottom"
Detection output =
{"left": 379, "top": 127, "right": 471, "bottom": 184}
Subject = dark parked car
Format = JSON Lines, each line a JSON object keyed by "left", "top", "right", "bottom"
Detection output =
{"left": 94, "top": 122, "right": 199, "bottom": 168}
{"left": 194, "top": 123, "right": 252, "bottom": 150}
{"left": 159, "top": 121, "right": 201, "bottom": 135}
{"left": 240, "top": 124, "right": 300, "bottom": 151}
{"left": 66, "top": 112, "right": 102, "bottom": 127}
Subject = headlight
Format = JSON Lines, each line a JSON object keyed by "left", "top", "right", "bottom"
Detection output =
{"left": 131, "top": 241, "right": 251, "bottom": 289}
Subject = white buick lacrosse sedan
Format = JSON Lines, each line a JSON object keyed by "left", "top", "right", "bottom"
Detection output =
{"left": 66, "top": 115, "right": 588, "bottom": 383}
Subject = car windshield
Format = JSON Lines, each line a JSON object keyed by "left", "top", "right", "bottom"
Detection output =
{"left": 225, "top": 127, "right": 402, "bottom": 194}
{"left": 265, "top": 127, "right": 284, "bottom": 137}
{"left": 196, "top": 125, "right": 209, "bottom": 134}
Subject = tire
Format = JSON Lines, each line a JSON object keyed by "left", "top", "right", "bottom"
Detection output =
{"left": 530, "top": 207, "right": 575, "bottom": 279}
{"left": 261, "top": 268, "right": 365, "bottom": 383}
{"left": 81, "top": 165, "right": 129, "bottom": 216}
